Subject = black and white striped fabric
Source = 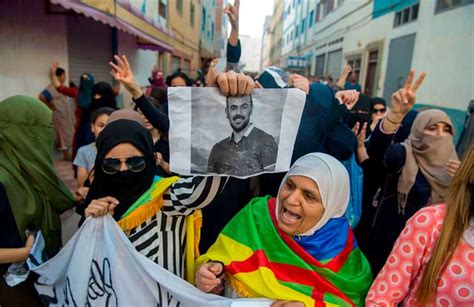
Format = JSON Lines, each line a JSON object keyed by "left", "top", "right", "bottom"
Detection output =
{"left": 127, "top": 176, "right": 226, "bottom": 278}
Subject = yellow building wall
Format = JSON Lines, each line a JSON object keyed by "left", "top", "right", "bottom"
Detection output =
{"left": 167, "top": 0, "right": 202, "bottom": 78}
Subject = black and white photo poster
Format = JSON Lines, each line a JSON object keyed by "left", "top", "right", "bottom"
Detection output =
{"left": 168, "top": 87, "right": 306, "bottom": 178}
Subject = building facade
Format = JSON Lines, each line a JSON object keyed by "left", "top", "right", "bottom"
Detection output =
{"left": 268, "top": 0, "right": 285, "bottom": 67}
{"left": 269, "top": 0, "right": 473, "bottom": 110}
{"left": 167, "top": 0, "right": 202, "bottom": 77}
{"left": 0, "top": 0, "right": 174, "bottom": 107}
{"left": 260, "top": 16, "right": 272, "bottom": 71}
{"left": 200, "top": 0, "right": 218, "bottom": 62}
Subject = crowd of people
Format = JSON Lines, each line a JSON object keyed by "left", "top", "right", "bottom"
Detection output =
{"left": 1, "top": 1, "right": 473, "bottom": 306}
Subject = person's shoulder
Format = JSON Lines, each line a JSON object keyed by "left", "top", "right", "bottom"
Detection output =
{"left": 407, "top": 204, "right": 446, "bottom": 229}
{"left": 210, "top": 137, "right": 229, "bottom": 152}
{"left": 252, "top": 127, "right": 277, "bottom": 143}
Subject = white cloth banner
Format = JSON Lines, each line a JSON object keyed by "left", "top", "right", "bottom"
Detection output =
{"left": 168, "top": 88, "right": 306, "bottom": 178}
{"left": 33, "top": 215, "right": 271, "bottom": 307}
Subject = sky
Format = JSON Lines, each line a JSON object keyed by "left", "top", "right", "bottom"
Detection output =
{"left": 237, "top": 0, "right": 274, "bottom": 39}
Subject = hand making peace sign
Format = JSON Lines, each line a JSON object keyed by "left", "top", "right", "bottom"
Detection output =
{"left": 109, "top": 55, "right": 142, "bottom": 98}
{"left": 390, "top": 69, "right": 426, "bottom": 117}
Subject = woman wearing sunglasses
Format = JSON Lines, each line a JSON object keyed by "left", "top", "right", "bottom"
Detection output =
{"left": 82, "top": 118, "right": 226, "bottom": 281}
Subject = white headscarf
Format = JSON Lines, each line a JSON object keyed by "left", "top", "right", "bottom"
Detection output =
{"left": 276, "top": 153, "right": 350, "bottom": 236}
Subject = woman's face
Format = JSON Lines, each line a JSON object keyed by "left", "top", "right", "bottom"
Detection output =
{"left": 423, "top": 122, "right": 452, "bottom": 137}
{"left": 91, "top": 114, "right": 109, "bottom": 139}
{"left": 171, "top": 76, "right": 187, "bottom": 87}
{"left": 277, "top": 175, "right": 325, "bottom": 236}
{"left": 104, "top": 143, "right": 144, "bottom": 172}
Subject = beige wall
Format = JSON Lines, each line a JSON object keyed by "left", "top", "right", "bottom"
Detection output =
{"left": 167, "top": 0, "right": 201, "bottom": 78}
{"left": 0, "top": 0, "right": 69, "bottom": 100}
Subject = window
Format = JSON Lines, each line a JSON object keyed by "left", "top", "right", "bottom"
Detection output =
{"left": 211, "top": 22, "right": 214, "bottom": 41}
{"left": 435, "top": 0, "right": 473, "bottom": 13}
{"left": 393, "top": 3, "right": 419, "bottom": 27}
{"left": 301, "top": 18, "right": 305, "bottom": 33}
{"left": 315, "top": 54, "right": 326, "bottom": 77}
{"left": 309, "top": 10, "right": 314, "bottom": 27}
{"left": 201, "top": 7, "right": 206, "bottom": 31}
{"left": 190, "top": 3, "right": 195, "bottom": 27}
{"left": 159, "top": 0, "right": 166, "bottom": 18}
{"left": 295, "top": 26, "right": 299, "bottom": 38}
{"left": 176, "top": 0, "right": 183, "bottom": 15}
{"left": 347, "top": 57, "right": 362, "bottom": 80}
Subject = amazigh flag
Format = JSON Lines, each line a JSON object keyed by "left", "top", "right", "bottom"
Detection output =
{"left": 197, "top": 197, "right": 372, "bottom": 306}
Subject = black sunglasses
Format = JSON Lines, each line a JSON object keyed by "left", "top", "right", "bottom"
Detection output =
{"left": 101, "top": 156, "right": 146, "bottom": 174}
{"left": 372, "top": 108, "right": 386, "bottom": 114}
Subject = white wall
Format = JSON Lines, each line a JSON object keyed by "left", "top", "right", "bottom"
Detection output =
{"left": 0, "top": 0, "right": 69, "bottom": 100}
{"left": 117, "top": 31, "right": 158, "bottom": 108}
{"left": 240, "top": 35, "right": 262, "bottom": 73}
{"left": 405, "top": 2, "right": 473, "bottom": 110}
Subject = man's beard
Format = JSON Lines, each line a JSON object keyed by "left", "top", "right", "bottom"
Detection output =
{"left": 230, "top": 115, "right": 250, "bottom": 132}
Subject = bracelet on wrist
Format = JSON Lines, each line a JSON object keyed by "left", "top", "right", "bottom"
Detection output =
{"left": 386, "top": 114, "right": 402, "bottom": 125}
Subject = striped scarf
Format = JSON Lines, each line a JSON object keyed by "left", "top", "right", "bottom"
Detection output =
{"left": 118, "top": 176, "right": 202, "bottom": 283}
{"left": 197, "top": 197, "right": 372, "bottom": 306}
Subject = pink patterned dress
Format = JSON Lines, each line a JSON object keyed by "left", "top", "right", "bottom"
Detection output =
{"left": 366, "top": 204, "right": 474, "bottom": 306}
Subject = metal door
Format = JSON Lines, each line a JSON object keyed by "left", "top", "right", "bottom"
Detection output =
{"left": 383, "top": 33, "right": 416, "bottom": 102}
{"left": 67, "top": 16, "right": 112, "bottom": 85}
{"left": 326, "top": 49, "right": 342, "bottom": 79}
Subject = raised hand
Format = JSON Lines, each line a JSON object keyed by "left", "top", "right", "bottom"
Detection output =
{"left": 343, "top": 64, "right": 352, "bottom": 76}
{"left": 109, "top": 55, "right": 142, "bottom": 98}
{"left": 335, "top": 90, "right": 360, "bottom": 110}
{"left": 288, "top": 74, "right": 309, "bottom": 94}
{"left": 390, "top": 69, "right": 426, "bottom": 118}
{"left": 224, "top": 0, "right": 239, "bottom": 32}
{"left": 216, "top": 70, "right": 254, "bottom": 96}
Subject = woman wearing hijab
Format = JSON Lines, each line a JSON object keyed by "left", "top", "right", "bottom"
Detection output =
{"left": 364, "top": 70, "right": 461, "bottom": 275}
{"left": 74, "top": 81, "right": 119, "bottom": 159}
{"left": 0, "top": 96, "right": 75, "bottom": 306}
{"left": 366, "top": 143, "right": 474, "bottom": 306}
{"left": 195, "top": 153, "right": 372, "bottom": 306}
{"left": 83, "top": 118, "right": 227, "bottom": 281}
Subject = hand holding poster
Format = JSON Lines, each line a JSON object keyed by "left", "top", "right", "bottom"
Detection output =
{"left": 32, "top": 215, "right": 271, "bottom": 306}
{"left": 168, "top": 87, "right": 306, "bottom": 178}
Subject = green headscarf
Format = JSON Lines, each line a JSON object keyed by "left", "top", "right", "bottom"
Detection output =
{"left": 0, "top": 96, "right": 75, "bottom": 256}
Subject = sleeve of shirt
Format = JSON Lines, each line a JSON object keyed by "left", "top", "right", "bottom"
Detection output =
{"left": 73, "top": 147, "right": 88, "bottom": 168}
{"left": 366, "top": 120, "right": 405, "bottom": 173}
{"left": 133, "top": 94, "right": 169, "bottom": 132}
{"left": 41, "top": 89, "right": 53, "bottom": 103}
{"left": 365, "top": 207, "right": 442, "bottom": 306}
{"left": 57, "top": 85, "right": 79, "bottom": 98}
{"left": 161, "top": 176, "right": 227, "bottom": 216}
{"left": 226, "top": 40, "right": 241, "bottom": 71}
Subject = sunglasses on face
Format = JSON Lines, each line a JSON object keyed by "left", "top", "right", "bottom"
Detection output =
{"left": 101, "top": 156, "right": 146, "bottom": 174}
{"left": 373, "top": 108, "right": 386, "bottom": 114}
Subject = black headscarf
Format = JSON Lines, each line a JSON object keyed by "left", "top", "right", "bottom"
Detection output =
{"left": 84, "top": 119, "right": 155, "bottom": 220}
{"left": 90, "top": 82, "right": 117, "bottom": 112}
{"left": 345, "top": 93, "right": 372, "bottom": 131}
